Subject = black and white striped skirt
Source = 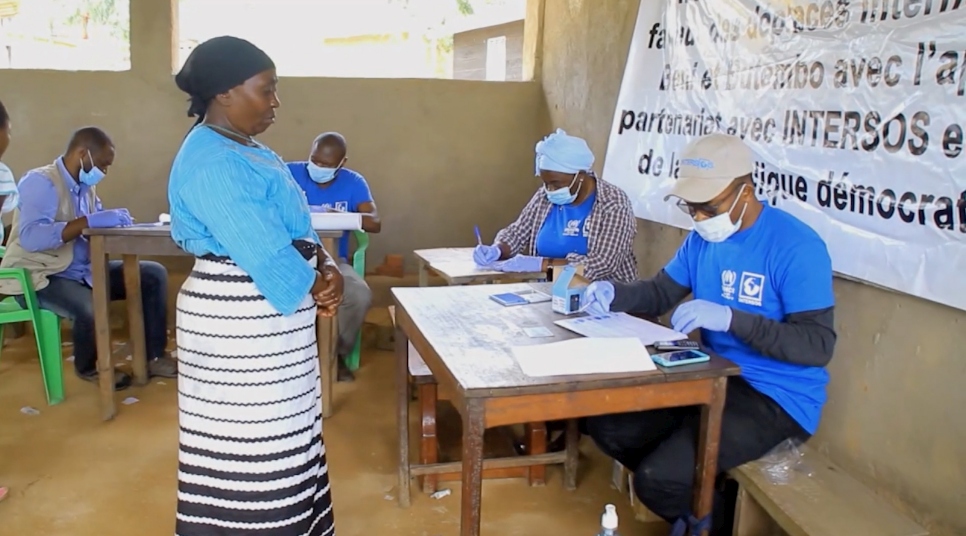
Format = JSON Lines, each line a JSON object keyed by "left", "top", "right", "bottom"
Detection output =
{"left": 174, "top": 247, "right": 334, "bottom": 536}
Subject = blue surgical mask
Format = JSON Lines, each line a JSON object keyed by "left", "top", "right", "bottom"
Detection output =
{"left": 545, "top": 172, "right": 580, "bottom": 205}
{"left": 79, "top": 151, "right": 105, "bottom": 186}
{"left": 307, "top": 161, "right": 342, "bottom": 184}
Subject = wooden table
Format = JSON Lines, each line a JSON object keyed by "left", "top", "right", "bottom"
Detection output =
{"left": 410, "top": 247, "right": 552, "bottom": 486}
{"left": 84, "top": 226, "right": 342, "bottom": 421}
{"left": 392, "top": 283, "right": 739, "bottom": 536}
{"left": 413, "top": 247, "right": 547, "bottom": 287}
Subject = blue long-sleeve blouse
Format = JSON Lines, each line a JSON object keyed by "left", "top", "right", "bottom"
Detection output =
{"left": 168, "top": 126, "right": 319, "bottom": 315}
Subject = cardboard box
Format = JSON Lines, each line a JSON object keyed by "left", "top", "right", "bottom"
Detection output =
{"left": 552, "top": 265, "right": 590, "bottom": 315}
{"left": 550, "top": 263, "right": 584, "bottom": 281}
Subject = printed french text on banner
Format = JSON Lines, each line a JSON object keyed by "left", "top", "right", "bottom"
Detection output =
{"left": 602, "top": 0, "right": 966, "bottom": 311}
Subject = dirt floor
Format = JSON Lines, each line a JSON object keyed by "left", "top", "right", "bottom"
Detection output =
{"left": 0, "top": 273, "right": 665, "bottom": 536}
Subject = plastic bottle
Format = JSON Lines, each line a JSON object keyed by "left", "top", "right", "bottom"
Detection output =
{"left": 596, "top": 504, "right": 620, "bottom": 536}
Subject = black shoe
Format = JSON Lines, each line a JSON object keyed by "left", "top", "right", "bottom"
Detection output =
{"left": 76, "top": 369, "right": 132, "bottom": 391}
{"left": 337, "top": 359, "right": 355, "bottom": 382}
{"left": 514, "top": 430, "right": 570, "bottom": 455}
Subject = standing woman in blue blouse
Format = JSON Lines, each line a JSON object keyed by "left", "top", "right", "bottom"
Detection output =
{"left": 168, "top": 36, "right": 342, "bottom": 536}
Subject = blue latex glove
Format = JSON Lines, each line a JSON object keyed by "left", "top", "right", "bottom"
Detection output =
{"left": 671, "top": 299, "right": 733, "bottom": 334}
{"left": 492, "top": 254, "right": 543, "bottom": 273}
{"left": 308, "top": 205, "right": 328, "bottom": 213}
{"left": 87, "top": 208, "right": 133, "bottom": 229}
{"left": 473, "top": 244, "right": 501, "bottom": 266}
{"left": 581, "top": 281, "right": 615, "bottom": 316}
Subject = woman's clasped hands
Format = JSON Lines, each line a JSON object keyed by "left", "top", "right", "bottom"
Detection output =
{"left": 311, "top": 261, "right": 344, "bottom": 317}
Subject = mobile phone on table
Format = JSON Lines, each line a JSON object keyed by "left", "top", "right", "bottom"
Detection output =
{"left": 653, "top": 340, "right": 700, "bottom": 351}
{"left": 650, "top": 349, "right": 711, "bottom": 367}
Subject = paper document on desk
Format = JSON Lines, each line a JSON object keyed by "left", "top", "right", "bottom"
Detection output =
{"left": 311, "top": 212, "right": 362, "bottom": 231}
{"left": 513, "top": 337, "right": 655, "bottom": 377}
{"left": 554, "top": 313, "right": 687, "bottom": 346}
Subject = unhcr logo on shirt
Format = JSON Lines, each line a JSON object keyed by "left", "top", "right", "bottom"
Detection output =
{"left": 563, "top": 220, "right": 582, "bottom": 237}
{"left": 721, "top": 269, "right": 736, "bottom": 300}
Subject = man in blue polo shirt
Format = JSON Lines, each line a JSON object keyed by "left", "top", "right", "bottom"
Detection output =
{"left": 581, "top": 133, "right": 836, "bottom": 535}
{"left": 288, "top": 132, "right": 381, "bottom": 382}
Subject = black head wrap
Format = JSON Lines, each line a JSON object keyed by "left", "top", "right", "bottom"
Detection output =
{"left": 174, "top": 36, "right": 275, "bottom": 126}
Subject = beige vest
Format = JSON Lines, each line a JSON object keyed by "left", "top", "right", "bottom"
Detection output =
{"left": 0, "top": 160, "right": 96, "bottom": 294}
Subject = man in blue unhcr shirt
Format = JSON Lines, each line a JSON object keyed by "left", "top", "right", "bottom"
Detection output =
{"left": 580, "top": 133, "right": 836, "bottom": 535}
{"left": 288, "top": 132, "right": 379, "bottom": 382}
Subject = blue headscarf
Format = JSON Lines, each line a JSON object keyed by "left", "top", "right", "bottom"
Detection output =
{"left": 534, "top": 128, "right": 595, "bottom": 175}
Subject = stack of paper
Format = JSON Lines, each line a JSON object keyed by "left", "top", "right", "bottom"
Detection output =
{"left": 554, "top": 313, "right": 686, "bottom": 346}
{"left": 512, "top": 337, "right": 655, "bottom": 377}
{"left": 311, "top": 212, "right": 362, "bottom": 231}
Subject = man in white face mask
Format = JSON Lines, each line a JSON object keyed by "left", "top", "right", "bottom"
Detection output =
{"left": 580, "top": 133, "right": 836, "bottom": 535}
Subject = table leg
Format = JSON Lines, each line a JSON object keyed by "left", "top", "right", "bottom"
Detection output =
{"left": 525, "top": 422, "right": 547, "bottom": 486}
{"left": 418, "top": 259, "right": 429, "bottom": 287}
{"left": 395, "top": 323, "right": 412, "bottom": 507}
{"left": 122, "top": 255, "right": 148, "bottom": 386}
{"left": 90, "top": 236, "right": 115, "bottom": 421}
{"left": 317, "top": 316, "right": 336, "bottom": 419}
{"left": 692, "top": 377, "right": 728, "bottom": 536}
{"left": 319, "top": 237, "right": 339, "bottom": 419}
{"left": 460, "top": 399, "right": 485, "bottom": 536}
{"left": 413, "top": 258, "right": 428, "bottom": 402}
{"left": 418, "top": 382, "right": 439, "bottom": 494}
{"left": 563, "top": 418, "right": 579, "bottom": 491}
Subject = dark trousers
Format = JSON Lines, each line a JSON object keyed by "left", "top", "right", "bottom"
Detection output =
{"left": 586, "top": 377, "right": 809, "bottom": 534}
{"left": 17, "top": 261, "right": 168, "bottom": 375}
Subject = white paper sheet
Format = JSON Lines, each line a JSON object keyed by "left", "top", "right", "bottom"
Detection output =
{"left": 311, "top": 212, "right": 362, "bottom": 231}
{"left": 554, "top": 313, "right": 687, "bottom": 346}
{"left": 512, "top": 337, "right": 655, "bottom": 377}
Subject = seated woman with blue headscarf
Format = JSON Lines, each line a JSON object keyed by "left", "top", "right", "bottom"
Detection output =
{"left": 475, "top": 128, "right": 639, "bottom": 283}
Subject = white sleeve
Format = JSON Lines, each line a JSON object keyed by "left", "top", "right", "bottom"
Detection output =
{"left": 0, "top": 162, "right": 20, "bottom": 213}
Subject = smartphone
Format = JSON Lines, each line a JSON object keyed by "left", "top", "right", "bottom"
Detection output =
{"left": 651, "top": 349, "right": 711, "bottom": 367}
{"left": 653, "top": 340, "right": 700, "bottom": 351}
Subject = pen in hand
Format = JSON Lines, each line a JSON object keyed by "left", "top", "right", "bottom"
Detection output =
{"left": 474, "top": 225, "right": 483, "bottom": 246}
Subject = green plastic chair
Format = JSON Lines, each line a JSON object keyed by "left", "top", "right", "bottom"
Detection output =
{"left": 344, "top": 230, "right": 369, "bottom": 371}
{"left": 0, "top": 246, "right": 64, "bottom": 405}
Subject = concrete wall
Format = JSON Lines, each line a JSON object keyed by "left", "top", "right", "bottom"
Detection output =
{"left": 453, "top": 20, "right": 525, "bottom": 81}
{"left": 0, "top": 0, "right": 547, "bottom": 269}
{"left": 537, "top": 0, "right": 965, "bottom": 534}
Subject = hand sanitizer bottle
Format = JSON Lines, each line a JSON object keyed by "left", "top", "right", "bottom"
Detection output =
{"left": 596, "top": 504, "right": 620, "bottom": 536}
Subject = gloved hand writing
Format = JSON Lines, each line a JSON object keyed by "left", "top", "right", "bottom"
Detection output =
{"left": 671, "top": 299, "right": 733, "bottom": 334}
{"left": 581, "top": 281, "right": 615, "bottom": 316}
{"left": 87, "top": 209, "right": 133, "bottom": 229}
{"left": 473, "top": 244, "right": 502, "bottom": 266}
{"left": 492, "top": 255, "right": 543, "bottom": 273}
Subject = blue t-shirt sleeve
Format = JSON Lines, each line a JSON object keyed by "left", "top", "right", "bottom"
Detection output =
{"left": 663, "top": 232, "right": 696, "bottom": 289}
{"left": 778, "top": 238, "right": 835, "bottom": 314}
{"left": 351, "top": 173, "right": 374, "bottom": 210}
{"left": 178, "top": 157, "right": 317, "bottom": 316}
{"left": 286, "top": 162, "right": 311, "bottom": 197}
{"left": 286, "top": 162, "right": 304, "bottom": 179}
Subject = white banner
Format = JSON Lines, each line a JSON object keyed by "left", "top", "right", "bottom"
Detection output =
{"left": 603, "top": 0, "right": 966, "bottom": 311}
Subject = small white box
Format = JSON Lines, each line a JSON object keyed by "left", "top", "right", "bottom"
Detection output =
{"left": 310, "top": 212, "right": 362, "bottom": 231}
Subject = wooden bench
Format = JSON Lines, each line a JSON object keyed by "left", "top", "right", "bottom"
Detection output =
{"left": 730, "top": 445, "right": 927, "bottom": 536}
{"left": 388, "top": 305, "right": 550, "bottom": 493}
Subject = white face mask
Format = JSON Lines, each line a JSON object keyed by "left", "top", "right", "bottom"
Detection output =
{"left": 692, "top": 184, "right": 748, "bottom": 243}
